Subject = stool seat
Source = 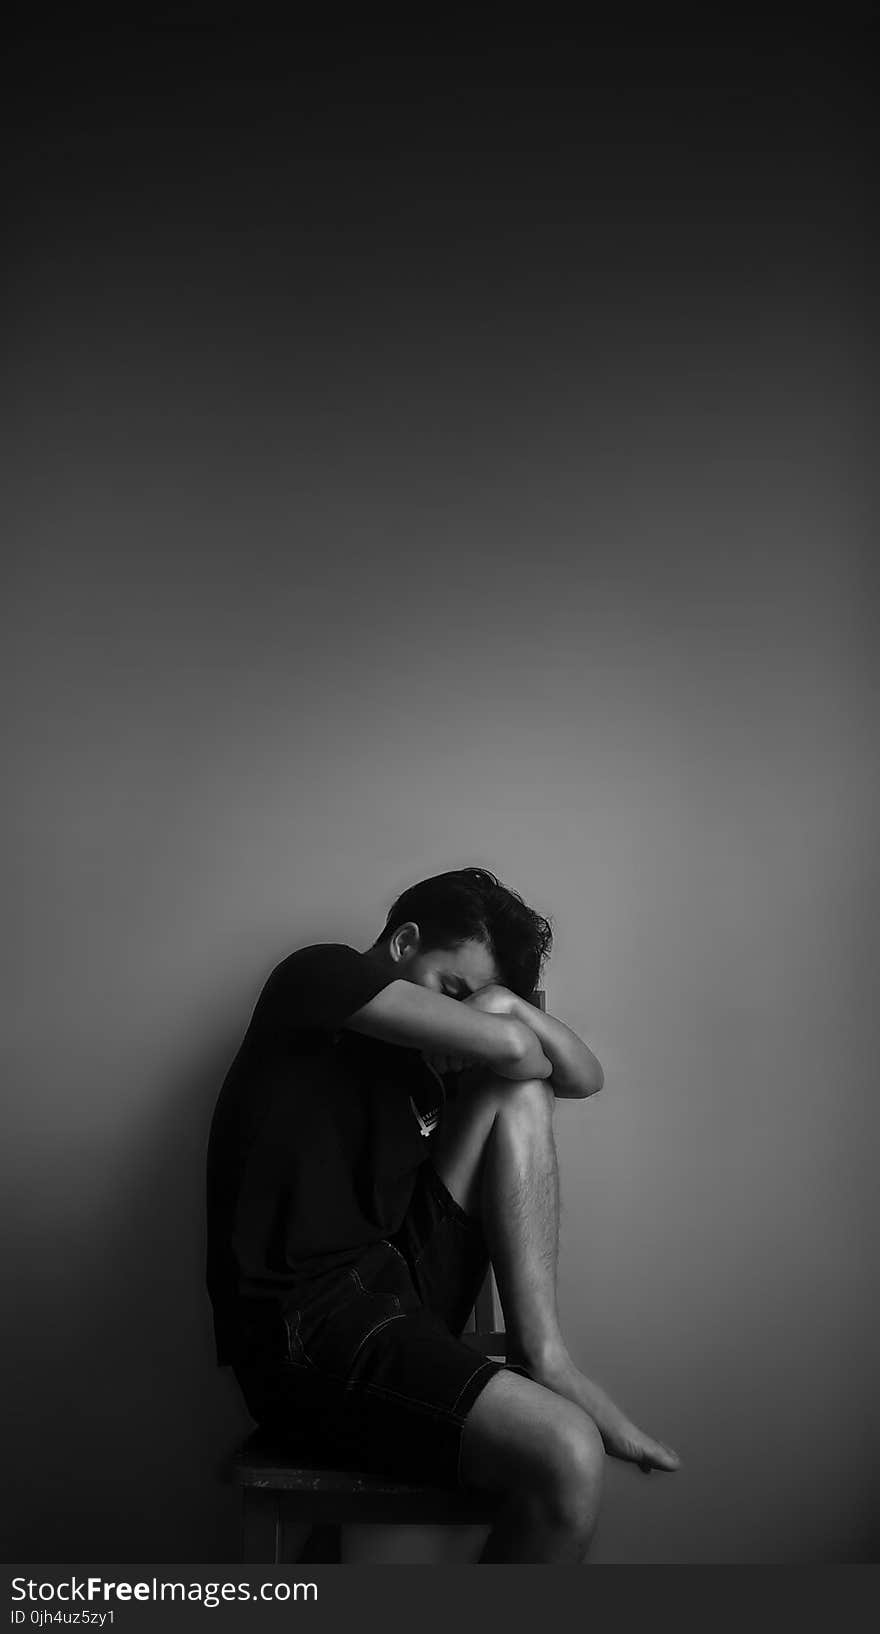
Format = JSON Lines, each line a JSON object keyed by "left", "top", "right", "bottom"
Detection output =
{"left": 229, "top": 1427, "right": 503, "bottom": 1529}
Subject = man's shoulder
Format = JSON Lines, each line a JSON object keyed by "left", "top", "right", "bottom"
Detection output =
{"left": 267, "top": 941, "right": 361, "bottom": 979}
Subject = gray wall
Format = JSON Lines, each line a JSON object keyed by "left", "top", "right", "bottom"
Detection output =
{"left": 3, "top": 30, "right": 876, "bottom": 1562}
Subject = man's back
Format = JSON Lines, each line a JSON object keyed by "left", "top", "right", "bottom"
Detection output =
{"left": 205, "top": 942, "right": 443, "bottom": 1368}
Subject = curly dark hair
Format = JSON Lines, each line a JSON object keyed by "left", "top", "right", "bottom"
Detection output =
{"left": 370, "top": 866, "right": 553, "bottom": 1000}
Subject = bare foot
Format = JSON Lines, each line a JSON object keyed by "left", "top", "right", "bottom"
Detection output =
{"left": 523, "top": 1354, "right": 681, "bottom": 1474}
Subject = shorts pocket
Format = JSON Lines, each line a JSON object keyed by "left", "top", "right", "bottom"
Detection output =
{"left": 283, "top": 1239, "right": 416, "bottom": 1384}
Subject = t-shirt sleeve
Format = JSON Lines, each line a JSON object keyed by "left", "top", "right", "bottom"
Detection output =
{"left": 253, "top": 943, "right": 396, "bottom": 1039}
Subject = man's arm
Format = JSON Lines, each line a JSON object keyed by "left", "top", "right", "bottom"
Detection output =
{"left": 344, "top": 980, "right": 554, "bottom": 1081}
{"left": 466, "top": 986, "right": 604, "bottom": 1099}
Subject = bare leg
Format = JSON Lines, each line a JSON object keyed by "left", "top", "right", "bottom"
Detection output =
{"left": 456, "top": 1366, "right": 607, "bottom": 1562}
{"left": 432, "top": 1074, "right": 681, "bottom": 1474}
{"left": 480, "top": 1078, "right": 565, "bottom": 1373}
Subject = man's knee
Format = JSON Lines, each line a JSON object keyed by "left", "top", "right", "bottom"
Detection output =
{"left": 539, "top": 1416, "right": 605, "bottom": 1532}
{"left": 498, "top": 1076, "right": 556, "bottom": 1119}
{"left": 460, "top": 1374, "right": 602, "bottom": 1518}
{"left": 455, "top": 1071, "right": 554, "bottom": 1124}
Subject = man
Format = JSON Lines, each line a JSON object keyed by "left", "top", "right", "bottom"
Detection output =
{"left": 206, "top": 867, "right": 679, "bottom": 1564}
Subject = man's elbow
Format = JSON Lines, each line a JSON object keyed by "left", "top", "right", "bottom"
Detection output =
{"left": 586, "top": 1059, "right": 605, "bottom": 1097}
{"left": 565, "top": 1061, "right": 605, "bottom": 1099}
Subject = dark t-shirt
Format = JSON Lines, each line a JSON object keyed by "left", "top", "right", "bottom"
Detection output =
{"left": 205, "top": 942, "right": 445, "bottom": 1367}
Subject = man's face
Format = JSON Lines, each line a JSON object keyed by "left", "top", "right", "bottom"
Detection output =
{"left": 393, "top": 925, "right": 501, "bottom": 999}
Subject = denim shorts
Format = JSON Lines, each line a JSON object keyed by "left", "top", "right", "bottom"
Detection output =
{"left": 233, "top": 1158, "right": 527, "bottom": 1492}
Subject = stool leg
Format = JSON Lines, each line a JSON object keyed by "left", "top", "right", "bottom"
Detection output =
{"left": 241, "top": 1489, "right": 281, "bottom": 1563}
{"left": 279, "top": 1505, "right": 312, "bottom": 1564}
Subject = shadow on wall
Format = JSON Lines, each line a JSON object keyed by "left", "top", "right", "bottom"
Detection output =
{"left": 5, "top": 1034, "right": 252, "bottom": 1563}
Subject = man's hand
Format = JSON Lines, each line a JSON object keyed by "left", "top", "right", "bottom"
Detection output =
{"left": 462, "top": 983, "right": 520, "bottom": 1018}
{"left": 422, "top": 1048, "right": 482, "bottom": 1078}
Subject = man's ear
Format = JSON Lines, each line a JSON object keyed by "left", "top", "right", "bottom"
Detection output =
{"left": 390, "top": 921, "right": 420, "bottom": 963}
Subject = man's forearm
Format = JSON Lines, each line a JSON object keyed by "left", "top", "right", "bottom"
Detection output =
{"left": 507, "top": 996, "right": 604, "bottom": 1099}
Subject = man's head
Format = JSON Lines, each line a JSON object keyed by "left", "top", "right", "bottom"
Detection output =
{"left": 366, "top": 867, "right": 552, "bottom": 1001}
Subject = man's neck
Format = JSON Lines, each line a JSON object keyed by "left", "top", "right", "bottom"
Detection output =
{"left": 361, "top": 943, "right": 396, "bottom": 981}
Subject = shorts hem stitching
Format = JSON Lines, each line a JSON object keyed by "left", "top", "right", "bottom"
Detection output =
{"left": 449, "top": 1357, "right": 498, "bottom": 1416}
{"left": 425, "top": 1161, "right": 483, "bottom": 1233}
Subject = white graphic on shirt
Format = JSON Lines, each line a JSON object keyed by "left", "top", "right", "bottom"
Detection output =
{"left": 409, "top": 1094, "right": 441, "bottom": 1138}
